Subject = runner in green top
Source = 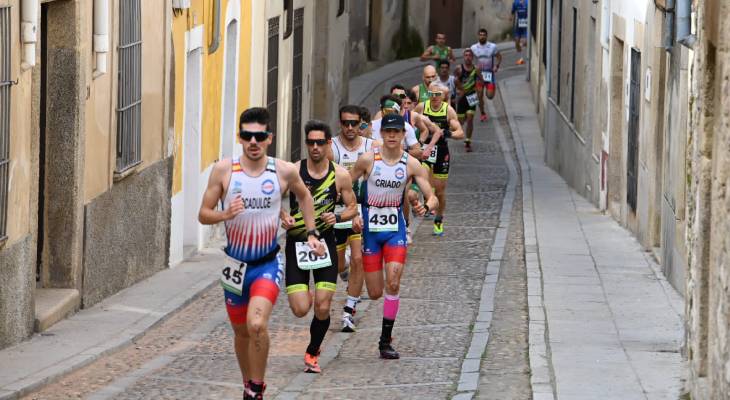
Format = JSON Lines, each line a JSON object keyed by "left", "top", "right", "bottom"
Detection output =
{"left": 412, "top": 65, "right": 438, "bottom": 105}
{"left": 454, "top": 48, "right": 480, "bottom": 152}
{"left": 420, "top": 33, "right": 456, "bottom": 66}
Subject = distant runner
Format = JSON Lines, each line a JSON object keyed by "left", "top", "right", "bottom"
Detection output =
{"left": 470, "top": 29, "right": 502, "bottom": 122}
{"left": 420, "top": 32, "right": 456, "bottom": 66}
{"left": 512, "top": 0, "right": 529, "bottom": 65}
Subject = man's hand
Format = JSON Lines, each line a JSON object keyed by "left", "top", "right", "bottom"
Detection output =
{"left": 225, "top": 196, "right": 245, "bottom": 220}
{"left": 281, "top": 214, "right": 296, "bottom": 230}
{"left": 321, "top": 212, "right": 337, "bottom": 226}
{"left": 352, "top": 216, "right": 363, "bottom": 233}
{"left": 412, "top": 201, "right": 428, "bottom": 217}
{"left": 307, "top": 235, "right": 325, "bottom": 256}
{"left": 421, "top": 145, "right": 434, "bottom": 161}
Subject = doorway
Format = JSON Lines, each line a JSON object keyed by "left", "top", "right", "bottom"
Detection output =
{"left": 183, "top": 48, "right": 202, "bottom": 253}
{"left": 626, "top": 48, "right": 641, "bottom": 213}
{"left": 290, "top": 8, "right": 304, "bottom": 162}
{"left": 607, "top": 37, "right": 624, "bottom": 219}
{"left": 429, "top": 0, "right": 463, "bottom": 49}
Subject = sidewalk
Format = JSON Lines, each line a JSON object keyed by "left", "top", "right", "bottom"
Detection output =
{"left": 500, "top": 76, "right": 685, "bottom": 399}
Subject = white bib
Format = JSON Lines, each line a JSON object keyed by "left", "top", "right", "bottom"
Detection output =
{"left": 518, "top": 18, "right": 528, "bottom": 28}
{"left": 334, "top": 204, "right": 361, "bottom": 229}
{"left": 295, "top": 240, "right": 332, "bottom": 270}
{"left": 466, "top": 92, "right": 479, "bottom": 107}
{"left": 220, "top": 255, "right": 247, "bottom": 295}
{"left": 481, "top": 71, "right": 493, "bottom": 83}
{"left": 368, "top": 207, "right": 399, "bottom": 232}
{"left": 427, "top": 146, "right": 438, "bottom": 163}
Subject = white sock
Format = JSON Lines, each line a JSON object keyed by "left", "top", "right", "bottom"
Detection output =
{"left": 346, "top": 295, "right": 360, "bottom": 311}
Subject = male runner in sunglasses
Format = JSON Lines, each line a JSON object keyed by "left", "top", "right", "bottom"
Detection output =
{"left": 198, "top": 107, "right": 324, "bottom": 400}
{"left": 280, "top": 120, "right": 359, "bottom": 374}
{"left": 411, "top": 65, "right": 439, "bottom": 105}
{"left": 349, "top": 113, "right": 439, "bottom": 359}
{"left": 413, "top": 83, "right": 464, "bottom": 236}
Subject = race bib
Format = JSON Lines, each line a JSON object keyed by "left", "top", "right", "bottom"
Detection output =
{"left": 341, "top": 161, "right": 356, "bottom": 171}
{"left": 466, "top": 92, "right": 479, "bottom": 107}
{"left": 220, "top": 255, "right": 246, "bottom": 296}
{"left": 295, "top": 240, "right": 332, "bottom": 270}
{"left": 518, "top": 18, "right": 528, "bottom": 28}
{"left": 368, "top": 207, "right": 399, "bottom": 232}
{"left": 333, "top": 204, "right": 362, "bottom": 229}
{"left": 481, "top": 71, "right": 493, "bottom": 83}
{"left": 427, "top": 146, "right": 438, "bottom": 163}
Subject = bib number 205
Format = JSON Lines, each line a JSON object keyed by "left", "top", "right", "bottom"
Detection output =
{"left": 296, "top": 240, "right": 332, "bottom": 270}
{"left": 368, "top": 207, "right": 399, "bottom": 232}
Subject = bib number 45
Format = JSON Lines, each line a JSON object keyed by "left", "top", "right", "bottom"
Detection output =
{"left": 220, "top": 256, "right": 246, "bottom": 296}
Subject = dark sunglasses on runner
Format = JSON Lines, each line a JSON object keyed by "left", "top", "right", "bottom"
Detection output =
{"left": 359, "top": 122, "right": 369, "bottom": 130}
{"left": 394, "top": 93, "right": 407, "bottom": 99}
{"left": 305, "top": 138, "right": 328, "bottom": 146}
{"left": 340, "top": 119, "right": 360, "bottom": 127}
{"left": 239, "top": 130, "right": 270, "bottom": 142}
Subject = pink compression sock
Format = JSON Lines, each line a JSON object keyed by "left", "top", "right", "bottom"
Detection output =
{"left": 383, "top": 293, "right": 400, "bottom": 320}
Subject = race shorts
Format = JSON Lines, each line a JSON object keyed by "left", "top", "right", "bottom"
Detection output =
{"left": 223, "top": 255, "right": 284, "bottom": 325}
{"left": 457, "top": 93, "right": 477, "bottom": 117}
{"left": 515, "top": 27, "right": 527, "bottom": 39}
{"left": 335, "top": 227, "right": 362, "bottom": 251}
{"left": 362, "top": 207, "right": 408, "bottom": 272}
{"left": 424, "top": 144, "right": 450, "bottom": 180}
{"left": 284, "top": 232, "right": 338, "bottom": 294}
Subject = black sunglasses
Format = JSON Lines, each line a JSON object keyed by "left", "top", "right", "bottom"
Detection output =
{"left": 239, "top": 130, "right": 270, "bottom": 142}
{"left": 305, "top": 138, "right": 328, "bottom": 146}
{"left": 340, "top": 119, "right": 360, "bottom": 127}
{"left": 395, "top": 93, "right": 407, "bottom": 99}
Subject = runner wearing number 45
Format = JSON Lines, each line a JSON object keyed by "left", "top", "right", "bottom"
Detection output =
{"left": 198, "top": 108, "right": 325, "bottom": 400}
{"left": 512, "top": 0, "right": 529, "bottom": 65}
{"left": 280, "top": 120, "right": 359, "bottom": 374}
{"left": 470, "top": 28, "right": 502, "bottom": 123}
{"left": 349, "top": 113, "right": 439, "bottom": 359}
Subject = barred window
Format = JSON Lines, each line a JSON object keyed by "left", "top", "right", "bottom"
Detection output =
{"left": 116, "top": 0, "right": 142, "bottom": 173}
{"left": 0, "top": 7, "right": 10, "bottom": 241}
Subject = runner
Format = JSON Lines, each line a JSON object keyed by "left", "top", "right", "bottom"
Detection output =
{"left": 419, "top": 32, "right": 456, "bottom": 66}
{"left": 330, "top": 105, "right": 374, "bottom": 333}
{"left": 372, "top": 91, "right": 442, "bottom": 159}
{"left": 436, "top": 59, "right": 457, "bottom": 108}
{"left": 359, "top": 106, "right": 372, "bottom": 138}
{"left": 454, "top": 48, "right": 480, "bottom": 152}
{"left": 349, "top": 113, "right": 439, "bottom": 359}
{"left": 512, "top": 0, "right": 529, "bottom": 65}
{"left": 470, "top": 28, "right": 502, "bottom": 122}
{"left": 413, "top": 82, "right": 465, "bottom": 236}
{"left": 411, "top": 65, "right": 439, "bottom": 105}
{"left": 280, "top": 120, "right": 359, "bottom": 374}
{"left": 198, "top": 107, "right": 324, "bottom": 400}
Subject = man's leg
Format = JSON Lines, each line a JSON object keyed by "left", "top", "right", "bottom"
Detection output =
{"left": 477, "top": 83, "right": 488, "bottom": 122}
{"left": 245, "top": 271, "right": 280, "bottom": 397}
{"left": 432, "top": 177, "right": 447, "bottom": 235}
{"left": 466, "top": 111, "right": 475, "bottom": 142}
{"left": 342, "top": 235, "right": 363, "bottom": 332}
{"left": 379, "top": 254, "right": 406, "bottom": 359}
{"left": 486, "top": 82, "right": 496, "bottom": 100}
{"left": 362, "top": 236, "right": 385, "bottom": 301}
{"left": 232, "top": 323, "right": 251, "bottom": 385}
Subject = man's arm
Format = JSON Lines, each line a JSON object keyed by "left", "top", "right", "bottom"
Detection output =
{"left": 199, "top": 160, "right": 238, "bottom": 225}
{"left": 349, "top": 151, "right": 373, "bottom": 183}
{"left": 281, "top": 161, "right": 324, "bottom": 254}
{"left": 495, "top": 52, "right": 503, "bottom": 72}
{"left": 446, "top": 106, "right": 465, "bottom": 140}
{"left": 414, "top": 112, "right": 443, "bottom": 146}
{"left": 448, "top": 47, "right": 456, "bottom": 63}
{"left": 419, "top": 45, "right": 434, "bottom": 62}
{"left": 323, "top": 166, "right": 359, "bottom": 225}
{"left": 408, "top": 157, "right": 439, "bottom": 215}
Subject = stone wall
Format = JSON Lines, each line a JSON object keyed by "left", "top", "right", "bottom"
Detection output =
{"left": 0, "top": 236, "right": 35, "bottom": 349}
{"left": 461, "top": 0, "right": 516, "bottom": 46}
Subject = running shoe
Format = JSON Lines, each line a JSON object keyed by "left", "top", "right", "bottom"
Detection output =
{"left": 379, "top": 340, "right": 400, "bottom": 359}
{"left": 342, "top": 312, "right": 356, "bottom": 332}
{"left": 339, "top": 267, "right": 349, "bottom": 282}
{"left": 433, "top": 221, "right": 444, "bottom": 236}
{"left": 243, "top": 382, "right": 266, "bottom": 400}
{"left": 480, "top": 113, "right": 488, "bottom": 122}
{"left": 516, "top": 57, "right": 525, "bottom": 65}
{"left": 465, "top": 141, "right": 473, "bottom": 152}
{"left": 304, "top": 350, "right": 322, "bottom": 373}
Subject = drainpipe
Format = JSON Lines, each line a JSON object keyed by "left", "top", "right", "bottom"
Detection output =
{"left": 676, "top": 0, "right": 695, "bottom": 48}
{"left": 21, "top": 0, "right": 39, "bottom": 70}
{"left": 663, "top": 0, "right": 675, "bottom": 50}
{"left": 93, "top": 0, "right": 109, "bottom": 78}
{"left": 546, "top": 0, "right": 552, "bottom": 97}
{"left": 208, "top": 0, "right": 221, "bottom": 54}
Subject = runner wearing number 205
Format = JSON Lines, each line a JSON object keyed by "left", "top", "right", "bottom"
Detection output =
{"left": 280, "top": 120, "right": 359, "bottom": 374}
{"left": 349, "top": 113, "right": 439, "bottom": 359}
{"left": 198, "top": 108, "right": 324, "bottom": 400}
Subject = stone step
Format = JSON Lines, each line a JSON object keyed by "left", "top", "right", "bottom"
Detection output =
{"left": 34, "top": 288, "right": 80, "bottom": 332}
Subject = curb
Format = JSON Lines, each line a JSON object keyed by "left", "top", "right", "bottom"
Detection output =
{"left": 498, "top": 77, "right": 556, "bottom": 400}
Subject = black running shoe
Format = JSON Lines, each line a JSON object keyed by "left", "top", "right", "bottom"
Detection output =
{"left": 379, "top": 342, "right": 400, "bottom": 359}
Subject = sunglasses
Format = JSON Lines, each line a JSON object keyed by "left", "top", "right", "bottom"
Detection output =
{"left": 305, "top": 138, "right": 328, "bottom": 146}
{"left": 239, "top": 130, "right": 270, "bottom": 141}
{"left": 341, "top": 119, "right": 360, "bottom": 127}
{"left": 394, "top": 93, "right": 407, "bottom": 99}
{"left": 359, "top": 122, "right": 369, "bottom": 130}
{"left": 428, "top": 91, "right": 443, "bottom": 97}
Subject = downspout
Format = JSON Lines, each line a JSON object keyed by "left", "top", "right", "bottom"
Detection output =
{"left": 663, "top": 0, "right": 675, "bottom": 50}
{"left": 546, "top": 0, "right": 552, "bottom": 97}
{"left": 526, "top": 0, "right": 531, "bottom": 82}
{"left": 93, "top": 0, "right": 109, "bottom": 78}
{"left": 208, "top": 0, "right": 221, "bottom": 54}
{"left": 676, "top": 0, "right": 695, "bottom": 48}
{"left": 21, "top": 0, "right": 39, "bottom": 70}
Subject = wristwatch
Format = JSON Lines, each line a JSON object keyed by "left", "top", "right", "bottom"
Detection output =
{"left": 423, "top": 204, "right": 430, "bottom": 215}
{"left": 335, "top": 214, "right": 342, "bottom": 223}
{"left": 307, "top": 229, "right": 320, "bottom": 239}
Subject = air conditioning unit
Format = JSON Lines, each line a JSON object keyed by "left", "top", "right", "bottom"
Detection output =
{"left": 172, "top": 0, "right": 190, "bottom": 9}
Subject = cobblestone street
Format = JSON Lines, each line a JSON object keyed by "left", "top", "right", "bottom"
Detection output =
{"left": 22, "top": 53, "right": 530, "bottom": 400}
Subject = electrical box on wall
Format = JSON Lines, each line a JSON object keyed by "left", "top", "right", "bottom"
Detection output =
{"left": 172, "top": 0, "right": 190, "bottom": 9}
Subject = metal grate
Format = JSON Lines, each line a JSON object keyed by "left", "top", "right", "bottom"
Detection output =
{"left": 116, "top": 0, "right": 142, "bottom": 173}
{"left": 0, "top": 7, "right": 11, "bottom": 241}
{"left": 266, "top": 17, "right": 279, "bottom": 157}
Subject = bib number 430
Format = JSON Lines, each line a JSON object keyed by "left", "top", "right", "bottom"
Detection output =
{"left": 368, "top": 207, "right": 399, "bottom": 232}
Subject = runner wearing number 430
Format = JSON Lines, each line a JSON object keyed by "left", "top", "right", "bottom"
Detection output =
{"left": 280, "top": 120, "right": 359, "bottom": 374}
{"left": 198, "top": 108, "right": 325, "bottom": 400}
{"left": 470, "top": 28, "right": 502, "bottom": 123}
{"left": 349, "top": 113, "right": 439, "bottom": 359}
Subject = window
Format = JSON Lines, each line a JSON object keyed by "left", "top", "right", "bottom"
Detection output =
{"left": 266, "top": 17, "right": 280, "bottom": 156}
{"left": 0, "top": 7, "right": 9, "bottom": 241}
{"left": 337, "top": 0, "right": 345, "bottom": 17}
{"left": 530, "top": 0, "right": 538, "bottom": 38}
{"left": 116, "top": 0, "right": 142, "bottom": 173}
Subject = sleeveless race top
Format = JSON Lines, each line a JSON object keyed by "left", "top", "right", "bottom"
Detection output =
{"left": 287, "top": 160, "right": 337, "bottom": 239}
{"left": 418, "top": 83, "right": 430, "bottom": 104}
{"left": 223, "top": 157, "right": 281, "bottom": 263}
{"left": 460, "top": 64, "right": 478, "bottom": 94}
{"left": 363, "top": 148, "right": 410, "bottom": 209}
{"left": 332, "top": 136, "right": 373, "bottom": 199}
{"left": 423, "top": 99, "right": 449, "bottom": 147}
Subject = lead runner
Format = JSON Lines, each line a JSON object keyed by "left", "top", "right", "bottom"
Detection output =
{"left": 349, "top": 113, "right": 439, "bottom": 359}
{"left": 198, "top": 107, "right": 324, "bottom": 400}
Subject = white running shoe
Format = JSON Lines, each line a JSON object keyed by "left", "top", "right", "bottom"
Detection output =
{"left": 342, "top": 312, "right": 356, "bottom": 332}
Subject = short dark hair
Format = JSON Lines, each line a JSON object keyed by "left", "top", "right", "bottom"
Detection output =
{"left": 390, "top": 84, "right": 406, "bottom": 93}
{"left": 339, "top": 104, "right": 362, "bottom": 119}
{"left": 463, "top": 48, "right": 474, "bottom": 56}
{"left": 437, "top": 60, "right": 450, "bottom": 69}
{"left": 407, "top": 90, "right": 418, "bottom": 103}
{"left": 479, "top": 28, "right": 488, "bottom": 35}
{"left": 239, "top": 107, "right": 270, "bottom": 130}
{"left": 379, "top": 94, "right": 402, "bottom": 108}
{"left": 304, "top": 119, "right": 332, "bottom": 139}
{"left": 359, "top": 106, "right": 371, "bottom": 123}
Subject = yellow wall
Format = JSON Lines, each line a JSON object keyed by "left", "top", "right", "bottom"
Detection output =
{"left": 171, "top": 0, "right": 252, "bottom": 195}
